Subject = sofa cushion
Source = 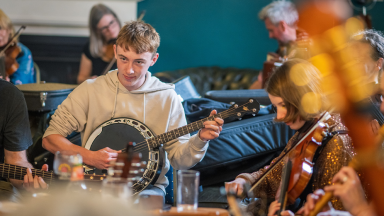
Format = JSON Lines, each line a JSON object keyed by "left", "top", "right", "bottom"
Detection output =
{"left": 155, "top": 66, "right": 259, "bottom": 96}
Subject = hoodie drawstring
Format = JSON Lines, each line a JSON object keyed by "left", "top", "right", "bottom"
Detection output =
{"left": 111, "top": 81, "right": 119, "bottom": 119}
{"left": 143, "top": 93, "right": 146, "bottom": 124}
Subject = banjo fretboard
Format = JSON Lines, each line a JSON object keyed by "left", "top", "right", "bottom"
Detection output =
{"left": 127, "top": 99, "right": 259, "bottom": 152}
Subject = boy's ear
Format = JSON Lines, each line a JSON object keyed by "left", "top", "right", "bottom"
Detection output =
{"left": 150, "top": 53, "right": 159, "bottom": 66}
{"left": 114, "top": 44, "right": 118, "bottom": 59}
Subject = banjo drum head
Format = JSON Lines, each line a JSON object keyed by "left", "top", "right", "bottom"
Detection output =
{"left": 85, "top": 118, "right": 155, "bottom": 164}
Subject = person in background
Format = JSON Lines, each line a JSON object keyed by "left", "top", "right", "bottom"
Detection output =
{"left": 77, "top": 4, "right": 121, "bottom": 84}
{"left": 258, "top": 1, "right": 300, "bottom": 58}
{"left": 351, "top": 29, "right": 384, "bottom": 85}
{"left": 250, "top": 1, "right": 309, "bottom": 89}
{"left": 0, "top": 9, "right": 35, "bottom": 85}
{"left": 349, "top": 30, "right": 384, "bottom": 137}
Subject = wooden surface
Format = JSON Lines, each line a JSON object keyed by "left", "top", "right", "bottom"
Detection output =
{"left": 152, "top": 207, "right": 230, "bottom": 216}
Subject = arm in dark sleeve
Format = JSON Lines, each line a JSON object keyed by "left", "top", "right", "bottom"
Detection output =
{"left": 3, "top": 86, "right": 32, "bottom": 152}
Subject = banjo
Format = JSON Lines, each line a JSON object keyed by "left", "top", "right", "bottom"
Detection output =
{"left": 84, "top": 99, "right": 260, "bottom": 195}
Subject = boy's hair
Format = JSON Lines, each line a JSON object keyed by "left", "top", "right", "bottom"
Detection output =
{"left": 116, "top": 21, "right": 160, "bottom": 55}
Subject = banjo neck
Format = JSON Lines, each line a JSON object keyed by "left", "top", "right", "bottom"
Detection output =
{"left": 146, "top": 113, "right": 223, "bottom": 149}
{"left": 120, "top": 99, "right": 260, "bottom": 152}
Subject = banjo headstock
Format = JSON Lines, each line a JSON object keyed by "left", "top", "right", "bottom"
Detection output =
{"left": 224, "top": 99, "right": 260, "bottom": 120}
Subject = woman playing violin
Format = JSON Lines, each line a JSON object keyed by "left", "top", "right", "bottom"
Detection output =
{"left": 225, "top": 59, "right": 361, "bottom": 213}
{"left": 0, "top": 9, "right": 35, "bottom": 85}
{"left": 77, "top": 4, "right": 121, "bottom": 84}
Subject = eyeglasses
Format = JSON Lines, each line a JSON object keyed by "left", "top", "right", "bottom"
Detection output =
{"left": 98, "top": 19, "right": 117, "bottom": 34}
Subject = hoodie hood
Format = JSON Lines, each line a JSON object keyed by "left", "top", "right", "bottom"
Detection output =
{"left": 106, "top": 69, "right": 174, "bottom": 94}
{"left": 105, "top": 69, "right": 175, "bottom": 120}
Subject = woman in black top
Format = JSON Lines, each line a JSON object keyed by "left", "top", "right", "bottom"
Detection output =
{"left": 77, "top": 4, "right": 121, "bottom": 84}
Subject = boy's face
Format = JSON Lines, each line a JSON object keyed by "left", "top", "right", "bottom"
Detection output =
{"left": 114, "top": 44, "right": 158, "bottom": 91}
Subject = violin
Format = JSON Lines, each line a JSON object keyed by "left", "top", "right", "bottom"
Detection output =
{"left": 248, "top": 112, "right": 331, "bottom": 205}
{"left": 0, "top": 26, "right": 25, "bottom": 78}
{"left": 102, "top": 39, "right": 116, "bottom": 62}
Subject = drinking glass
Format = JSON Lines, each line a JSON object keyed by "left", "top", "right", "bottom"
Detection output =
{"left": 53, "top": 151, "right": 82, "bottom": 180}
{"left": 177, "top": 170, "right": 200, "bottom": 211}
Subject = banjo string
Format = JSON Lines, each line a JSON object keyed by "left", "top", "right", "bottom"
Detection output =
{"left": 128, "top": 101, "right": 252, "bottom": 152}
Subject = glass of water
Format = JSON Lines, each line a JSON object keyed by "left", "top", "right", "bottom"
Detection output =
{"left": 177, "top": 170, "right": 200, "bottom": 211}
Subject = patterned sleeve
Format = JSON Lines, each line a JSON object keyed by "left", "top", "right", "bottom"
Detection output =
{"left": 236, "top": 133, "right": 298, "bottom": 199}
{"left": 311, "top": 134, "right": 355, "bottom": 210}
{"left": 10, "top": 43, "right": 35, "bottom": 85}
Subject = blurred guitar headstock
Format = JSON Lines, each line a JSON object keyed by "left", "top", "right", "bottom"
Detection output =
{"left": 109, "top": 142, "right": 146, "bottom": 183}
{"left": 294, "top": 1, "right": 384, "bottom": 214}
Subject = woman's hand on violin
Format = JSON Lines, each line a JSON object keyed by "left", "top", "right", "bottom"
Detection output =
{"left": 267, "top": 201, "right": 294, "bottom": 216}
{"left": 225, "top": 178, "right": 247, "bottom": 197}
{"left": 268, "top": 201, "right": 280, "bottom": 216}
{"left": 296, "top": 189, "right": 332, "bottom": 216}
{"left": 324, "top": 167, "right": 369, "bottom": 216}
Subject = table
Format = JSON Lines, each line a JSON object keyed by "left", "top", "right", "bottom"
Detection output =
{"left": 152, "top": 207, "right": 230, "bottom": 216}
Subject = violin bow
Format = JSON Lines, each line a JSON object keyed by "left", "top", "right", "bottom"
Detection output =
{"left": 277, "top": 159, "right": 293, "bottom": 216}
{"left": 248, "top": 112, "right": 331, "bottom": 195}
{"left": 102, "top": 10, "right": 146, "bottom": 75}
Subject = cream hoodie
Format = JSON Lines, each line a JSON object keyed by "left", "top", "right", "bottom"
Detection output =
{"left": 44, "top": 69, "right": 209, "bottom": 192}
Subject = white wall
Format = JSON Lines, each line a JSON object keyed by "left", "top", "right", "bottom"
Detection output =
{"left": 1, "top": 0, "right": 140, "bottom": 36}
